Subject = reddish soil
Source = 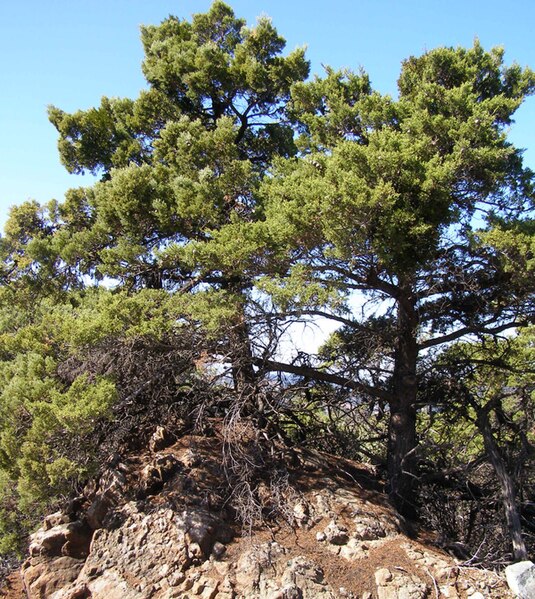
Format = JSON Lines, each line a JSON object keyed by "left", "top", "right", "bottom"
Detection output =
{"left": 0, "top": 572, "right": 24, "bottom": 599}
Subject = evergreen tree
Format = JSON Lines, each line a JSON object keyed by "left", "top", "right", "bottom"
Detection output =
{"left": 260, "top": 43, "right": 535, "bottom": 515}
{"left": 0, "top": 2, "right": 533, "bottom": 537}
{"left": 0, "top": 1, "right": 309, "bottom": 550}
{"left": 421, "top": 329, "right": 535, "bottom": 560}
{"left": 44, "top": 1, "right": 309, "bottom": 396}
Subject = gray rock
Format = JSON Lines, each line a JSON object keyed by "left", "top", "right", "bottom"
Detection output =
{"left": 324, "top": 521, "right": 349, "bottom": 545}
{"left": 506, "top": 561, "right": 535, "bottom": 599}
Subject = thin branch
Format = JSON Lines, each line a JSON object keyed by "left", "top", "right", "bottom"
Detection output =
{"left": 419, "top": 319, "right": 527, "bottom": 350}
{"left": 255, "top": 357, "right": 391, "bottom": 401}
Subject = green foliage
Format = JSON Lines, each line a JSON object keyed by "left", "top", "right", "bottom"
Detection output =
{"left": 1, "top": 2, "right": 534, "bottom": 554}
{"left": 0, "top": 300, "right": 115, "bottom": 500}
{"left": 267, "top": 42, "right": 534, "bottom": 274}
{"left": 48, "top": 96, "right": 152, "bottom": 175}
{"left": 0, "top": 282, "right": 194, "bottom": 552}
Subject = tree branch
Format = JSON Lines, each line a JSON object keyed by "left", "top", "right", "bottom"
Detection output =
{"left": 419, "top": 319, "right": 527, "bottom": 350}
{"left": 254, "top": 357, "right": 392, "bottom": 401}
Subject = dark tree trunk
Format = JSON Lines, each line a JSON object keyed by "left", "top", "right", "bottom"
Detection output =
{"left": 387, "top": 291, "right": 419, "bottom": 519}
{"left": 221, "top": 279, "right": 257, "bottom": 399}
{"left": 477, "top": 406, "right": 528, "bottom": 560}
{"left": 229, "top": 312, "right": 256, "bottom": 395}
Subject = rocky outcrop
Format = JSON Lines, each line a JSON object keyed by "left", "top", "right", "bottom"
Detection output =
{"left": 19, "top": 429, "right": 514, "bottom": 599}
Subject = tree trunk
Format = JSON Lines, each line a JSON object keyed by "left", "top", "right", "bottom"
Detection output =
{"left": 477, "top": 406, "right": 528, "bottom": 560}
{"left": 387, "top": 291, "right": 419, "bottom": 519}
{"left": 229, "top": 311, "right": 256, "bottom": 396}
{"left": 221, "top": 279, "right": 257, "bottom": 398}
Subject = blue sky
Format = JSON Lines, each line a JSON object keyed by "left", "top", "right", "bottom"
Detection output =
{"left": 1, "top": 0, "right": 534, "bottom": 231}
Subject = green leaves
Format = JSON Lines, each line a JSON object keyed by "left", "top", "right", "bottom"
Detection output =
{"left": 289, "top": 68, "right": 373, "bottom": 149}
{"left": 140, "top": 2, "right": 308, "bottom": 127}
{"left": 2, "top": 3, "right": 535, "bottom": 550}
{"left": 48, "top": 97, "right": 149, "bottom": 176}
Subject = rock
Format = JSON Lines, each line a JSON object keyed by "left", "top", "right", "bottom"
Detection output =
{"left": 43, "top": 512, "right": 70, "bottom": 531}
{"left": 149, "top": 426, "right": 174, "bottom": 452}
{"left": 506, "top": 561, "right": 535, "bottom": 599}
{"left": 25, "top": 502, "right": 224, "bottom": 598}
{"left": 374, "top": 567, "right": 428, "bottom": 599}
{"left": 167, "top": 570, "right": 186, "bottom": 587}
{"left": 293, "top": 502, "right": 309, "bottom": 527}
{"left": 314, "top": 493, "right": 332, "bottom": 517}
{"left": 354, "top": 518, "right": 386, "bottom": 540}
{"left": 16, "top": 431, "right": 517, "bottom": 599}
{"left": 212, "top": 541, "right": 227, "bottom": 559}
{"left": 277, "top": 585, "right": 302, "bottom": 598}
{"left": 28, "top": 521, "right": 92, "bottom": 559}
{"left": 375, "top": 569, "right": 393, "bottom": 585}
{"left": 338, "top": 538, "right": 369, "bottom": 561}
{"left": 139, "top": 454, "right": 180, "bottom": 498}
{"left": 99, "top": 468, "right": 127, "bottom": 500}
{"left": 324, "top": 521, "right": 349, "bottom": 545}
{"left": 86, "top": 496, "right": 113, "bottom": 530}
{"left": 235, "top": 546, "right": 336, "bottom": 598}
{"left": 52, "top": 582, "right": 90, "bottom": 599}
{"left": 22, "top": 556, "right": 85, "bottom": 599}
{"left": 29, "top": 526, "right": 67, "bottom": 557}
{"left": 467, "top": 592, "right": 485, "bottom": 599}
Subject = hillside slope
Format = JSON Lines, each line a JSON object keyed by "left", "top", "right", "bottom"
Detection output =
{"left": 2, "top": 424, "right": 513, "bottom": 598}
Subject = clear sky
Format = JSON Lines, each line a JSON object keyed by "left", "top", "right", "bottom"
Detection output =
{"left": 1, "top": 0, "right": 534, "bottom": 231}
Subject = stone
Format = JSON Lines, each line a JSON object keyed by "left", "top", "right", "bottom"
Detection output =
{"left": 43, "top": 512, "right": 70, "bottom": 531}
{"left": 17, "top": 433, "right": 517, "bottom": 599}
{"left": 86, "top": 496, "right": 112, "bottom": 530}
{"left": 200, "top": 578, "right": 219, "bottom": 599}
{"left": 279, "top": 585, "right": 303, "bottom": 599}
{"left": 375, "top": 569, "right": 393, "bottom": 586}
{"left": 293, "top": 502, "right": 309, "bottom": 527}
{"left": 168, "top": 571, "right": 186, "bottom": 587}
{"left": 149, "top": 426, "right": 174, "bottom": 452}
{"left": 212, "top": 541, "right": 227, "bottom": 559}
{"left": 22, "top": 556, "right": 84, "bottom": 599}
{"left": 28, "top": 521, "right": 92, "bottom": 559}
{"left": 506, "top": 561, "right": 535, "bottom": 599}
{"left": 375, "top": 568, "right": 428, "bottom": 599}
{"left": 339, "top": 538, "right": 372, "bottom": 561}
{"left": 324, "top": 521, "right": 349, "bottom": 545}
{"left": 53, "top": 582, "right": 91, "bottom": 599}
{"left": 354, "top": 519, "right": 386, "bottom": 541}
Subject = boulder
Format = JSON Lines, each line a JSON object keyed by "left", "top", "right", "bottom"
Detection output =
{"left": 506, "top": 561, "right": 535, "bottom": 599}
{"left": 22, "top": 556, "right": 85, "bottom": 599}
{"left": 28, "top": 521, "right": 92, "bottom": 559}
